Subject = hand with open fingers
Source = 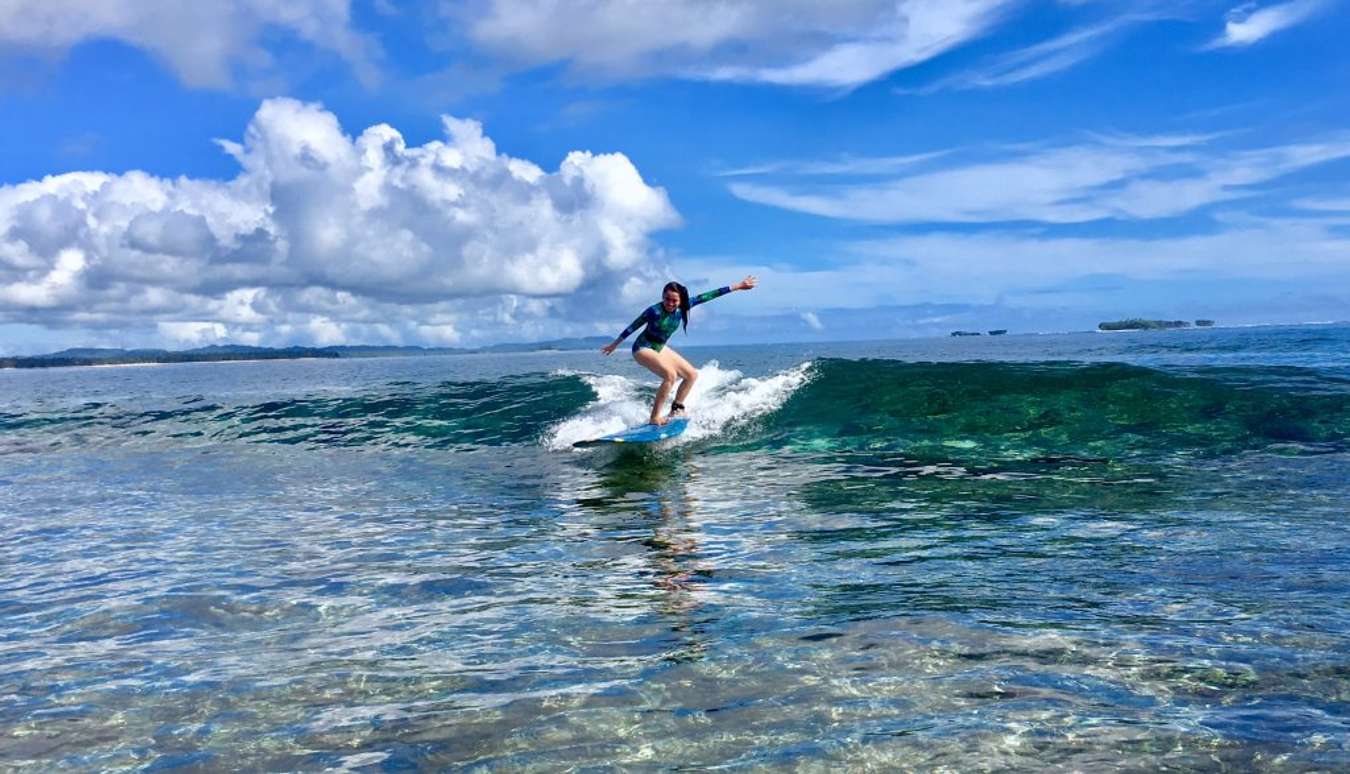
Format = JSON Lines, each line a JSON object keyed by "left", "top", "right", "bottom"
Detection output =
{"left": 601, "top": 341, "right": 619, "bottom": 356}
{"left": 736, "top": 275, "right": 758, "bottom": 291}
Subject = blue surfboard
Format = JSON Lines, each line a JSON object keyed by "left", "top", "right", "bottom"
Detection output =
{"left": 574, "top": 417, "right": 689, "bottom": 447}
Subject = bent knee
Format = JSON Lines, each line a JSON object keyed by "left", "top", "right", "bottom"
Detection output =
{"left": 660, "top": 371, "right": 679, "bottom": 385}
{"left": 681, "top": 368, "right": 698, "bottom": 382}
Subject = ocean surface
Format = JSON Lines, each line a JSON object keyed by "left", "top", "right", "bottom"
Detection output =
{"left": 2, "top": 324, "right": 1348, "bottom": 771}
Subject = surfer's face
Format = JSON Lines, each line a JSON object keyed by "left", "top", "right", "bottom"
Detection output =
{"left": 662, "top": 290, "right": 680, "bottom": 312}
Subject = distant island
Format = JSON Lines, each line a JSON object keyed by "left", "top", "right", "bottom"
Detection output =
{"left": 950, "top": 329, "right": 1009, "bottom": 337}
{"left": 1098, "top": 319, "right": 1216, "bottom": 331}
{"left": 0, "top": 337, "right": 611, "bottom": 370}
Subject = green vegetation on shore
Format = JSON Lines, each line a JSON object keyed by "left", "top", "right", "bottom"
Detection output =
{"left": 0, "top": 338, "right": 611, "bottom": 370}
{"left": 1098, "top": 319, "right": 1217, "bottom": 331}
{"left": 0, "top": 345, "right": 340, "bottom": 370}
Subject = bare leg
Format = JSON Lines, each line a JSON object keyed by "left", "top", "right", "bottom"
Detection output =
{"left": 633, "top": 347, "right": 677, "bottom": 425}
{"left": 662, "top": 346, "right": 699, "bottom": 413}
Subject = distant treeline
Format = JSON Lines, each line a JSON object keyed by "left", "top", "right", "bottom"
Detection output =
{"left": 0, "top": 337, "right": 612, "bottom": 370}
{"left": 1099, "top": 319, "right": 1215, "bottom": 331}
{"left": 0, "top": 347, "right": 340, "bottom": 369}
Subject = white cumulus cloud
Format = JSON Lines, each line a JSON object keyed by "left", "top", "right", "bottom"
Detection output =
{"left": 0, "top": 98, "right": 680, "bottom": 346}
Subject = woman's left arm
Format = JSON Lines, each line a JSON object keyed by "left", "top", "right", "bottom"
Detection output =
{"left": 691, "top": 275, "right": 757, "bottom": 307}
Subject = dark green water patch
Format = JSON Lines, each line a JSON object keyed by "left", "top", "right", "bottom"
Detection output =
{"left": 722, "top": 360, "right": 1350, "bottom": 463}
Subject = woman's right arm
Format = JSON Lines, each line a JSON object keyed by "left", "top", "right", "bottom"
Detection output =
{"left": 602, "top": 309, "right": 651, "bottom": 355}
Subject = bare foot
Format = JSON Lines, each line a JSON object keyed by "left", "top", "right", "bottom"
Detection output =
{"left": 649, "top": 415, "right": 669, "bottom": 426}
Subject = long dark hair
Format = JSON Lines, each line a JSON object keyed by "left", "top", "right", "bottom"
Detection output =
{"left": 664, "top": 281, "right": 691, "bottom": 332}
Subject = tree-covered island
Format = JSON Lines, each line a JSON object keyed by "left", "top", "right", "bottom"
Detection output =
{"left": 1098, "top": 319, "right": 1217, "bottom": 331}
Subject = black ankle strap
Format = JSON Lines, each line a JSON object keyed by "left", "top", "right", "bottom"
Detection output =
{"left": 671, "top": 402, "right": 685, "bottom": 411}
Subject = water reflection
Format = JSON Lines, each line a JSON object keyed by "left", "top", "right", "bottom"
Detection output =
{"left": 575, "top": 448, "right": 713, "bottom": 664}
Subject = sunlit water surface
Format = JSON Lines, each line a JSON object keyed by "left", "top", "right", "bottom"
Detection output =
{"left": 2, "top": 326, "right": 1348, "bottom": 770}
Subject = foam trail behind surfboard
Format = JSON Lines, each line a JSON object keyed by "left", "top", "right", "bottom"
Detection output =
{"left": 674, "top": 360, "right": 813, "bottom": 443}
{"left": 546, "top": 372, "right": 653, "bottom": 449}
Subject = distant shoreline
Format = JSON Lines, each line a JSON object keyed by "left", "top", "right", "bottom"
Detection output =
{"left": 0, "top": 338, "right": 611, "bottom": 370}
{"left": 4, "top": 322, "right": 1348, "bottom": 369}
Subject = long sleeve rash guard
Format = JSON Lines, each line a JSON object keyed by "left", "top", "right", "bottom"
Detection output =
{"left": 617, "top": 286, "right": 732, "bottom": 352}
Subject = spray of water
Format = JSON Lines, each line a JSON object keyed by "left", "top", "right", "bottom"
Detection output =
{"left": 545, "top": 360, "right": 815, "bottom": 450}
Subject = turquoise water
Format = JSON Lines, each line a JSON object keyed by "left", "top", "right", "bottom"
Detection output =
{"left": 2, "top": 325, "right": 1348, "bottom": 770}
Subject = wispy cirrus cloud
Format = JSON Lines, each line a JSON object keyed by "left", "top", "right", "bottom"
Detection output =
{"left": 1293, "top": 196, "right": 1350, "bottom": 212}
{"left": 727, "top": 132, "right": 1350, "bottom": 224}
{"left": 700, "top": 0, "right": 1014, "bottom": 88}
{"left": 908, "top": 13, "right": 1154, "bottom": 93}
{"left": 455, "top": 0, "right": 1017, "bottom": 89}
{"left": 1084, "top": 131, "right": 1235, "bottom": 148}
{"left": 0, "top": 0, "right": 381, "bottom": 89}
{"left": 672, "top": 215, "right": 1350, "bottom": 330}
{"left": 1206, "top": 0, "right": 1328, "bottom": 48}
{"left": 715, "top": 151, "right": 949, "bottom": 178}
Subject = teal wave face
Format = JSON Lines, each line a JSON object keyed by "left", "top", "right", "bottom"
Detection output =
{"left": 727, "top": 359, "right": 1350, "bottom": 462}
{"left": 211, "top": 374, "right": 596, "bottom": 448}
{"left": 3, "top": 360, "right": 1347, "bottom": 457}
{"left": 0, "top": 374, "right": 597, "bottom": 453}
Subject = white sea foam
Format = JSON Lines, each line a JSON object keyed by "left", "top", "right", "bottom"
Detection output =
{"left": 545, "top": 371, "right": 653, "bottom": 449}
{"left": 546, "top": 360, "right": 814, "bottom": 450}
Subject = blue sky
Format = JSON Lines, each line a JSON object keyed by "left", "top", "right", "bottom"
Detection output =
{"left": 1, "top": 0, "right": 1347, "bottom": 354}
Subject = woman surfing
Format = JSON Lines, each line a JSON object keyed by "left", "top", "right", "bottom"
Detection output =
{"left": 601, "top": 276, "right": 757, "bottom": 425}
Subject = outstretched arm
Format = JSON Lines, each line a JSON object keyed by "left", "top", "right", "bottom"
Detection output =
{"left": 601, "top": 308, "right": 655, "bottom": 356}
{"left": 690, "top": 275, "right": 757, "bottom": 307}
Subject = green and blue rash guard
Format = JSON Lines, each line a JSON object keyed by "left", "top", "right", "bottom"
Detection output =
{"left": 618, "top": 286, "right": 733, "bottom": 353}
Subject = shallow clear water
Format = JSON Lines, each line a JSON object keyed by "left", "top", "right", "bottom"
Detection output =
{"left": 2, "top": 325, "right": 1348, "bottom": 770}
